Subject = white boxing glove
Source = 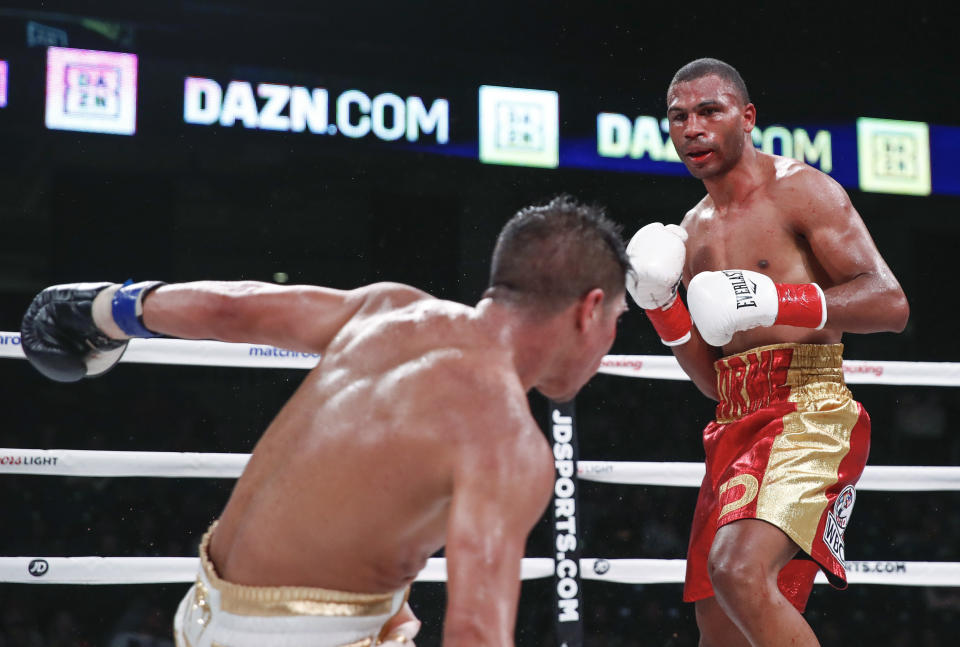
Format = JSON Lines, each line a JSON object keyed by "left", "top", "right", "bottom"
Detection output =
{"left": 688, "top": 269, "right": 827, "bottom": 347}
{"left": 625, "top": 222, "right": 688, "bottom": 309}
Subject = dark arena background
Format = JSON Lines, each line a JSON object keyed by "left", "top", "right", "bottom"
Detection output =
{"left": 1, "top": 3, "right": 958, "bottom": 646}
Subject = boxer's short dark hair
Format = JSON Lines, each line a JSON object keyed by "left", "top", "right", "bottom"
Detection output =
{"left": 669, "top": 57, "right": 750, "bottom": 105}
{"left": 488, "top": 195, "right": 629, "bottom": 312}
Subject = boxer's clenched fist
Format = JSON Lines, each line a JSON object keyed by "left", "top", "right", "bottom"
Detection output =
{"left": 688, "top": 269, "right": 826, "bottom": 347}
{"left": 20, "top": 283, "right": 129, "bottom": 382}
{"left": 626, "top": 222, "right": 692, "bottom": 346}
{"left": 21, "top": 280, "right": 165, "bottom": 382}
{"left": 625, "top": 222, "right": 687, "bottom": 310}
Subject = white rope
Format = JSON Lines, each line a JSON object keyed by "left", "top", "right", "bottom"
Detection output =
{"left": 0, "top": 333, "right": 321, "bottom": 370}
{"left": 577, "top": 461, "right": 960, "bottom": 491}
{"left": 579, "top": 461, "right": 704, "bottom": 488}
{"left": 0, "top": 448, "right": 250, "bottom": 478}
{"left": 3, "top": 333, "right": 959, "bottom": 385}
{"left": 3, "top": 556, "right": 957, "bottom": 587}
{"left": 580, "top": 559, "right": 960, "bottom": 587}
{"left": 599, "top": 354, "right": 960, "bottom": 386}
{"left": 4, "top": 334, "right": 958, "bottom": 592}
{"left": 4, "top": 449, "right": 957, "bottom": 491}
{"left": 0, "top": 556, "right": 552, "bottom": 585}
{"left": 4, "top": 557, "right": 200, "bottom": 584}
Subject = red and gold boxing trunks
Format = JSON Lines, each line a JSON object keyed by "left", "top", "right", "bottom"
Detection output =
{"left": 683, "top": 343, "right": 870, "bottom": 612}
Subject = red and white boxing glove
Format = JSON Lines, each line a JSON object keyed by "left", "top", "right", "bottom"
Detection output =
{"left": 687, "top": 269, "right": 827, "bottom": 347}
{"left": 625, "top": 222, "right": 692, "bottom": 346}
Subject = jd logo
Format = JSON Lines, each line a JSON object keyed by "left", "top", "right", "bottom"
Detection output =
{"left": 28, "top": 559, "right": 49, "bottom": 577}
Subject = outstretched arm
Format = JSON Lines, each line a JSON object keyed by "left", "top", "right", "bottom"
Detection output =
{"left": 136, "top": 281, "right": 362, "bottom": 352}
{"left": 20, "top": 279, "right": 425, "bottom": 382}
{"left": 96, "top": 280, "right": 424, "bottom": 354}
{"left": 442, "top": 404, "right": 553, "bottom": 646}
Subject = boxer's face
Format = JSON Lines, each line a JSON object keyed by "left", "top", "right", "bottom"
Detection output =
{"left": 667, "top": 75, "right": 755, "bottom": 180}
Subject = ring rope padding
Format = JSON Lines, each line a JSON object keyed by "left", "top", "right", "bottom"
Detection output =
{"left": 2, "top": 333, "right": 960, "bottom": 385}
{"left": 2, "top": 449, "right": 959, "bottom": 491}
{"left": 3, "top": 331, "right": 958, "bottom": 589}
{"left": 4, "top": 556, "right": 958, "bottom": 587}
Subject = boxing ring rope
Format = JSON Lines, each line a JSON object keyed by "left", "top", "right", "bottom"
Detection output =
{"left": 3, "top": 331, "right": 959, "bottom": 639}
{"left": 2, "top": 447, "right": 958, "bottom": 589}
{"left": 2, "top": 333, "right": 960, "bottom": 385}
{"left": 0, "top": 556, "right": 557, "bottom": 585}
{"left": 3, "top": 448, "right": 960, "bottom": 490}
{"left": 3, "top": 556, "right": 959, "bottom": 587}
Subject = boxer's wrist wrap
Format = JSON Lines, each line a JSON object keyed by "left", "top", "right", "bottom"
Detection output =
{"left": 111, "top": 280, "right": 166, "bottom": 338}
{"left": 774, "top": 282, "right": 827, "bottom": 330}
{"left": 645, "top": 296, "right": 692, "bottom": 346}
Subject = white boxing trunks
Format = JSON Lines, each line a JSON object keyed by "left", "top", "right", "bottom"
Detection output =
{"left": 174, "top": 524, "right": 408, "bottom": 647}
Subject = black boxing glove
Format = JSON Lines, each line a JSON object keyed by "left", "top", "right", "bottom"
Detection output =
{"left": 21, "top": 282, "right": 130, "bottom": 382}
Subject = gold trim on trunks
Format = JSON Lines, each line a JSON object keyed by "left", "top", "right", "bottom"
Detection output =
{"left": 712, "top": 343, "right": 860, "bottom": 554}
{"left": 757, "top": 375, "right": 859, "bottom": 554}
{"left": 198, "top": 523, "right": 398, "bottom": 618}
{"left": 714, "top": 343, "right": 848, "bottom": 423}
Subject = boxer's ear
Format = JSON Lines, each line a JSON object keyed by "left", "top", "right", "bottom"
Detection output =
{"left": 575, "top": 288, "right": 605, "bottom": 332}
{"left": 742, "top": 102, "right": 756, "bottom": 132}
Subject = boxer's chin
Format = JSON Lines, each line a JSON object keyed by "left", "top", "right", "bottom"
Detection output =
{"left": 535, "top": 381, "right": 578, "bottom": 404}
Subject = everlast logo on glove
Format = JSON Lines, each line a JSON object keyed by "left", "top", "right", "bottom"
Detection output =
{"left": 688, "top": 268, "right": 782, "bottom": 346}
{"left": 723, "top": 270, "right": 758, "bottom": 309}
{"left": 688, "top": 267, "right": 827, "bottom": 347}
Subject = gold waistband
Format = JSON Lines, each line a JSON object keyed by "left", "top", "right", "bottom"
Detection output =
{"left": 198, "top": 522, "right": 400, "bottom": 618}
{"left": 715, "top": 342, "right": 845, "bottom": 373}
{"left": 714, "top": 343, "right": 849, "bottom": 423}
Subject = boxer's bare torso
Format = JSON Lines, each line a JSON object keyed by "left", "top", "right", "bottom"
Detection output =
{"left": 657, "top": 64, "right": 908, "bottom": 647}
{"left": 190, "top": 284, "right": 554, "bottom": 594}
{"left": 674, "top": 151, "right": 905, "bottom": 395}
{"left": 666, "top": 74, "right": 906, "bottom": 399}
{"left": 680, "top": 154, "right": 842, "bottom": 355}
{"left": 33, "top": 195, "right": 629, "bottom": 646}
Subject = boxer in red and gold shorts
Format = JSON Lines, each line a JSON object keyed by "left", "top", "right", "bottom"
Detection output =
{"left": 683, "top": 343, "right": 870, "bottom": 612}
{"left": 626, "top": 57, "right": 908, "bottom": 647}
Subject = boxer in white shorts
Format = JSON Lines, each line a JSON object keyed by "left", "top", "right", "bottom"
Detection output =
{"left": 21, "top": 196, "right": 631, "bottom": 647}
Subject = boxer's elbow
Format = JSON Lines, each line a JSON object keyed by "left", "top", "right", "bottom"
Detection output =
{"left": 694, "top": 376, "right": 720, "bottom": 402}
{"left": 885, "top": 288, "right": 910, "bottom": 333}
{"left": 893, "top": 292, "right": 910, "bottom": 332}
{"left": 852, "top": 273, "right": 909, "bottom": 334}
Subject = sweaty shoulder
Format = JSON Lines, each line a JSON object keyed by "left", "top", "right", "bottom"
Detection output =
{"left": 351, "top": 281, "right": 435, "bottom": 317}
{"left": 680, "top": 194, "right": 713, "bottom": 230}
{"left": 327, "top": 285, "right": 502, "bottom": 382}
{"left": 767, "top": 154, "right": 854, "bottom": 227}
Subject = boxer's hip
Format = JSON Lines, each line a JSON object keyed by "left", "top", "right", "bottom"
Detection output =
{"left": 713, "top": 342, "right": 849, "bottom": 424}
{"left": 699, "top": 342, "right": 870, "bottom": 589}
{"left": 174, "top": 522, "right": 407, "bottom": 647}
